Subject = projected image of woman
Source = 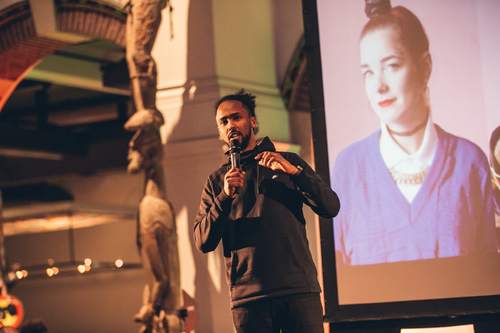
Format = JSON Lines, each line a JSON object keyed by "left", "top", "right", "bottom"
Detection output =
{"left": 333, "top": 3, "right": 498, "bottom": 265}
{"left": 491, "top": 126, "right": 500, "bottom": 232}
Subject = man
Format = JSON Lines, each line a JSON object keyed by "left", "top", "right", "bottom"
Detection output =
{"left": 194, "top": 89, "right": 340, "bottom": 333}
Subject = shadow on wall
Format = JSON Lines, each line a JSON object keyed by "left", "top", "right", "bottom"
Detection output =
{"left": 162, "top": 1, "right": 234, "bottom": 332}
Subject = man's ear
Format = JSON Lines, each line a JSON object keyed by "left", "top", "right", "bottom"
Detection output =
{"left": 251, "top": 117, "right": 257, "bottom": 129}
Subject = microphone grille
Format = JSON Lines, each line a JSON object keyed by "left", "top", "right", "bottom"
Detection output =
{"left": 229, "top": 138, "right": 241, "bottom": 152}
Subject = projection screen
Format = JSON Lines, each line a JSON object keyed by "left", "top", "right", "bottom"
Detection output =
{"left": 306, "top": 0, "right": 500, "bottom": 322}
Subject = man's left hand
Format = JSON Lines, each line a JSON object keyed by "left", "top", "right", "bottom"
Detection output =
{"left": 255, "top": 151, "right": 300, "bottom": 175}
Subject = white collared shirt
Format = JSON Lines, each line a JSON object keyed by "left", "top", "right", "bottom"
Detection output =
{"left": 379, "top": 116, "right": 438, "bottom": 202}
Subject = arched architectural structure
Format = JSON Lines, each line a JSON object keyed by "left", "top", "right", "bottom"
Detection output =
{"left": 0, "top": 0, "right": 127, "bottom": 110}
{"left": 281, "top": 36, "right": 310, "bottom": 112}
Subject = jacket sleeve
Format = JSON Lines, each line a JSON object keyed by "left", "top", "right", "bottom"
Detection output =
{"left": 193, "top": 175, "right": 233, "bottom": 253}
{"left": 288, "top": 154, "right": 340, "bottom": 219}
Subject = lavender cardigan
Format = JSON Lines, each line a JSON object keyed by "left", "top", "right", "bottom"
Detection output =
{"left": 333, "top": 125, "right": 497, "bottom": 265}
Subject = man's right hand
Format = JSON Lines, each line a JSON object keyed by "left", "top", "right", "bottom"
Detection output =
{"left": 224, "top": 167, "right": 245, "bottom": 198}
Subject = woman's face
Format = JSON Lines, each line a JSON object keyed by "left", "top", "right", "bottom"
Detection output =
{"left": 360, "top": 27, "right": 426, "bottom": 131}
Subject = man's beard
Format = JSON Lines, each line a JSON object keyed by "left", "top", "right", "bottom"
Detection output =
{"left": 239, "top": 132, "right": 251, "bottom": 151}
{"left": 231, "top": 129, "right": 251, "bottom": 151}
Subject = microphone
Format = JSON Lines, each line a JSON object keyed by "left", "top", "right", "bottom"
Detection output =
{"left": 228, "top": 138, "right": 242, "bottom": 195}
{"left": 229, "top": 138, "right": 241, "bottom": 169}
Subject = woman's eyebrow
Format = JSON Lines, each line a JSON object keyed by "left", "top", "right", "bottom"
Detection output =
{"left": 381, "top": 55, "right": 401, "bottom": 63}
{"left": 360, "top": 55, "right": 402, "bottom": 69}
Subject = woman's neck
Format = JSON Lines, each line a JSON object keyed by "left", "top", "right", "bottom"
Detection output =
{"left": 388, "top": 109, "right": 429, "bottom": 154}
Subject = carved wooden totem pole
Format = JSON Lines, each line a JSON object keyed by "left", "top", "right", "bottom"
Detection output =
{"left": 124, "top": 1, "right": 182, "bottom": 332}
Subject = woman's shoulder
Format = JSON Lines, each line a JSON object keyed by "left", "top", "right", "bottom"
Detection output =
{"left": 335, "top": 130, "right": 380, "bottom": 166}
{"left": 436, "top": 125, "right": 489, "bottom": 167}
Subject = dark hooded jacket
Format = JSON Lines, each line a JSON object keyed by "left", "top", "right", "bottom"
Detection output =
{"left": 194, "top": 137, "right": 340, "bottom": 307}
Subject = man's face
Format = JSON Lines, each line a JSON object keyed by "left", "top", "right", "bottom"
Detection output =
{"left": 215, "top": 100, "right": 256, "bottom": 151}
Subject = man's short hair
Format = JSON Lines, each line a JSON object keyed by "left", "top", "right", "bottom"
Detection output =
{"left": 214, "top": 89, "right": 256, "bottom": 118}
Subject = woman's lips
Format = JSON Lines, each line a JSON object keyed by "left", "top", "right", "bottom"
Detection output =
{"left": 378, "top": 98, "right": 396, "bottom": 107}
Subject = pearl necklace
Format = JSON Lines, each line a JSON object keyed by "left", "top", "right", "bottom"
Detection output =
{"left": 389, "top": 167, "right": 428, "bottom": 185}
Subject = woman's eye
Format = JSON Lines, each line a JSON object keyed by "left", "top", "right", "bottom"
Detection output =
{"left": 387, "top": 63, "right": 401, "bottom": 70}
{"left": 362, "top": 70, "right": 373, "bottom": 78}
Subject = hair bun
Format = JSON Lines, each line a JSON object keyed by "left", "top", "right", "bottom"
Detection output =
{"left": 365, "top": 0, "right": 391, "bottom": 18}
